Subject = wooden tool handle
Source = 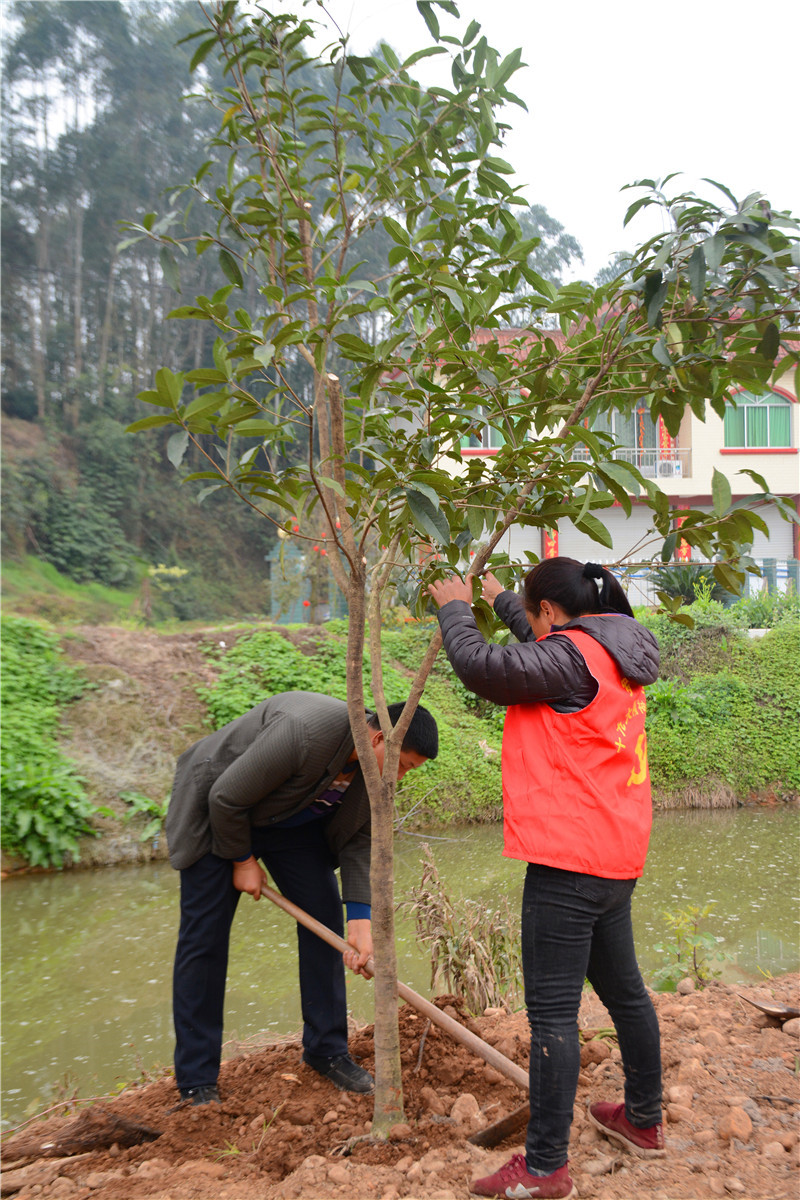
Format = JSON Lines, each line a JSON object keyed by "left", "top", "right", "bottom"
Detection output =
{"left": 260, "top": 881, "right": 529, "bottom": 1093}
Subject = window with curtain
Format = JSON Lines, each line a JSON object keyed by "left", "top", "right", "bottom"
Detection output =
{"left": 723, "top": 391, "right": 792, "bottom": 448}
{"left": 593, "top": 408, "right": 658, "bottom": 448}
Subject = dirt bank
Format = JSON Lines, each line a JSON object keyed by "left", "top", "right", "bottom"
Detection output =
{"left": 2, "top": 977, "right": 798, "bottom": 1200}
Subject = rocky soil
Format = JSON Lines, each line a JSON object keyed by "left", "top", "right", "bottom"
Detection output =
{"left": 2, "top": 977, "right": 798, "bottom": 1200}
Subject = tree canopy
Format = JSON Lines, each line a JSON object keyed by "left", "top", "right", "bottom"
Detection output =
{"left": 122, "top": 0, "right": 800, "bottom": 1127}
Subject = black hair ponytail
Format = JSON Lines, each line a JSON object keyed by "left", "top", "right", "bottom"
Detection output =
{"left": 582, "top": 561, "right": 634, "bottom": 617}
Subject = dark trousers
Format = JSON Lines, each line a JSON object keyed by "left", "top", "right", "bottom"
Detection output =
{"left": 521, "top": 863, "right": 662, "bottom": 1174}
{"left": 173, "top": 820, "right": 348, "bottom": 1091}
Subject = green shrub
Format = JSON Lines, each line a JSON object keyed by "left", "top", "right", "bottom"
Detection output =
{"left": 650, "top": 902, "right": 731, "bottom": 991}
{"left": 648, "top": 563, "right": 734, "bottom": 606}
{"left": 731, "top": 586, "right": 800, "bottom": 630}
{"left": 200, "top": 627, "right": 426, "bottom": 726}
{"left": 0, "top": 616, "right": 98, "bottom": 866}
{"left": 645, "top": 678, "right": 703, "bottom": 725}
{"left": 1, "top": 757, "right": 93, "bottom": 868}
{"left": 645, "top": 623, "right": 800, "bottom": 798}
{"left": 395, "top": 713, "right": 503, "bottom": 823}
{"left": 118, "top": 790, "right": 170, "bottom": 844}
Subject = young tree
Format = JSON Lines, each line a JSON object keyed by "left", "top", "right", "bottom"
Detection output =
{"left": 125, "top": 0, "right": 800, "bottom": 1128}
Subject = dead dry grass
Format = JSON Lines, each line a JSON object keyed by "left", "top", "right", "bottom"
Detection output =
{"left": 55, "top": 627, "right": 220, "bottom": 866}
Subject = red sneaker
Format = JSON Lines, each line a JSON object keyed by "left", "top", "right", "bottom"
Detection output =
{"left": 470, "top": 1153, "right": 576, "bottom": 1198}
{"left": 588, "top": 1100, "right": 665, "bottom": 1157}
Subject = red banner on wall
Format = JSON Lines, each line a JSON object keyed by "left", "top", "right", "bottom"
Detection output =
{"left": 543, "top": 529, "right": 558, "bottom": 558}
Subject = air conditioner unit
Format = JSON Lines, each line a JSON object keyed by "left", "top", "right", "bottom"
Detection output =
{"left": 657, "top": 460, "right": 682, "bottom": 478}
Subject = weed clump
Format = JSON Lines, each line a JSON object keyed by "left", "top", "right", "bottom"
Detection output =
{"left": 1, "top": 616, "right": 97, "bottom": 866}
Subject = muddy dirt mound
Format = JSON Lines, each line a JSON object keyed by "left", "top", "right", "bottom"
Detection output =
{"left": 2, "top": 979, "right": 798, "bottom": 1199}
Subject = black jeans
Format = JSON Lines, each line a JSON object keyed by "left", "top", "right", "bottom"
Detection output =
{"left": 173, "top": 819, "right": 348, "bottom": 1091}
{"left": 521, "top": 863, "right": 662, "bottom": 1174}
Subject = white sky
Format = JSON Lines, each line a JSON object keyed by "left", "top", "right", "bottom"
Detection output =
{"left": 303, "top": 0, "right": 800, "bottom": 281}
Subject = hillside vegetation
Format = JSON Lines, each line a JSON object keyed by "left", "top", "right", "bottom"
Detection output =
{"left": 1, "top": 563, "right": 798, "bottom": 870}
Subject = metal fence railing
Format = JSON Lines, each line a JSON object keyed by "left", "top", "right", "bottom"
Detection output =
{"left": 571, "top": 446, "right": 692, "bottom": 479}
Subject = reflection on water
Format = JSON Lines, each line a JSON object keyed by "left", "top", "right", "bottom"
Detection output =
{"left": 2, "top": 807, "right": 798, "bottom": 1128}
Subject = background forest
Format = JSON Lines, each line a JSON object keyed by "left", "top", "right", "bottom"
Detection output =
{"left": 1, "top": 0, "right": 582, "bottom": 621}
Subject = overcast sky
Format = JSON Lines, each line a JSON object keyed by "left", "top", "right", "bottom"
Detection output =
{"left": 298, "top": 0, "right": 800, "bottom": 281}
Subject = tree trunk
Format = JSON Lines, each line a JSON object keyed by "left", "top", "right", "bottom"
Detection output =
{"left": 97, "top": 253, "right": 118, "bottom": 405}
{"left": 369, "top": 781, "right": 404, "bottom": 1129}
{"left": 72, "top": 201, "right": 83, "bottom": 378}
{"left": 343, "top": 577, "right": 405, "bottom": 1132}
{"left": 34, "top": 206, "right": 50, "bottom": 421}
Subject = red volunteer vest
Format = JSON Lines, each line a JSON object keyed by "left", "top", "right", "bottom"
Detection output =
{"left": 502, "top": 628, "right": 651, "bottom": 879}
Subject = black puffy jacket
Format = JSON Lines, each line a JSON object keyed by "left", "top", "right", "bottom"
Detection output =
{"left": 436, "top": 590, "right": 660, "bottom": 714}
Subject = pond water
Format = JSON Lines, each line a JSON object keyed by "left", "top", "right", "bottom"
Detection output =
{"left": 2, "top": 807, "right": 798, "bottom": 1130}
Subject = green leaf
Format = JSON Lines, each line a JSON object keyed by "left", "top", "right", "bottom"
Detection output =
{"left": 186, "top": 367, "right": 229, "bottom": 386}
{"left": 406, "top": 488, "right": 450, "bottom": 546}
{"left": 661, "top": 531, "right": 678, "bottom": 562}
{"left": 167, "top": 430, "right": 190, "bottom": 469}
{"left": 167, "top": 305, "right": 207, "bottom": 320}
{"left": 495, "top": 47, "right": 523, "bottom": 87}
{"left": 136, "top": 389, "right": 172, "bottom": 409}
{"left": 711, "top": 467, "right": 732, "bottom": 517}
{"left": 574, "top": 512, "right": 613, "bottom": 549}
{"left": 336, "top": 333, "right": 375, "bottom": 361}
{"left": 160, "top": 248, "right": 181, "bottom": 293}
{"left": 404, "top": 45, "right": 447, "bottom": 67}
{"left": 464, "top": 18, "right": 480, "bottom": 44}
{"left": 712, "top": 562, "right": 744, "bottom": 597}
{"left": 416, "top": 1, "right": 440, "bottom": 41}
{"left": 219, "top": 248, "right": 243, "bottom": 288}
{"left": 596, "top": 459, "right": 642, "bottom": 498}
{"left": 756, "top": 322, "right": 780, "bottom": 361}
{"left": 406, "top": 479, "right": 441, "bottom": 510}
{"left": 126, "top": 413, "right": 178, "bottom": 433}
{"left": 623, "top": 195, "right": 653, "bottom": 227}
{"left": 738, "top": 467, "right": 770, "bottom": 492}
{"left": 702, "top": 177, "right": 738, "bottom": 207}
{"left": 593, "top": 469, "right": 632, "bottom": 517}
{"left": 574, "top": 480, "right": 595, "bottom": 527}
{"left": 316, "top": 475, "right": 346, "bottom": 497}
{"left": 646, "top": 281, "right": 668, "bottom": 328}
{"left": 466, "top": 504, "right": 485, "bottom": 543}
{"left": 652, "top": 338, "right": 673, "bottom": 367}
{"left": 383, "top": 216, "right": 410, "bottom": 246}
{"left": 189, "top": 35, "right": 218, "bottom": 72}
{"left": 155, "top": 368, "right": 184, "bottom": 409}
{"left": 704, "top": 233, "right": 725, "bottom": 272}
{"left": 687, "top": 245, "right": 705, "bottom": 300}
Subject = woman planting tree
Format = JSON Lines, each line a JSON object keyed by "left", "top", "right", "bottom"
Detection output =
{"left": 428, "top": 558, "right": 665, "bottom": 1200}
